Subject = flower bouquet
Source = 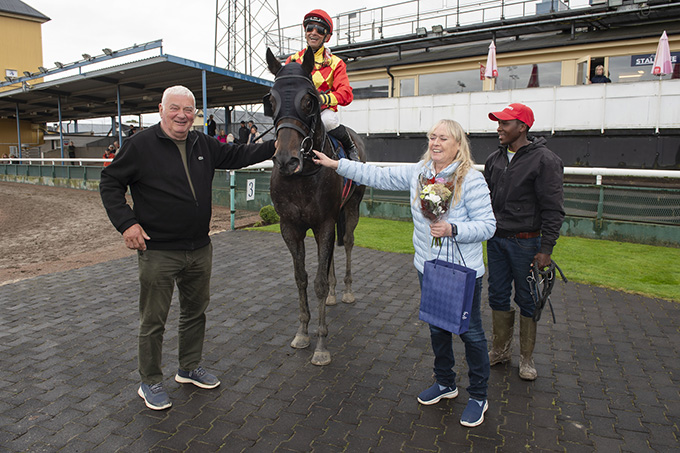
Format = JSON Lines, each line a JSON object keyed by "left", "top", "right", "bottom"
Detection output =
{"left": 419, "top": 175, "right": 455, "bottom": 247}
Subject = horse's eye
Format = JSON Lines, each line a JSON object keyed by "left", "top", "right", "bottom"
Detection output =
{"left": 302, "top": 97, "right": 312, "bottom": 111}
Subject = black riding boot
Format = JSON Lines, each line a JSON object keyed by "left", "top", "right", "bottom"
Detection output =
{"left": 329, "top": 124, "right": 360, "bottom": 161}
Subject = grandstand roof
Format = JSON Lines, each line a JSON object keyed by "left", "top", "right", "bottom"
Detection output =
{"left": 0, "top": 54, "right": 273, "bottom": 124}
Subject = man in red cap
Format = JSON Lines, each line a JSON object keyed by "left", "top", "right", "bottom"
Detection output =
{"left": 483, "top": 103, "right": 564, "bottom": 381}
{"left": 286, "top": 9, "right": 359, "bottom": 161}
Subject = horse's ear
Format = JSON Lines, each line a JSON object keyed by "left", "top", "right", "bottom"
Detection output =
{"left": 266, "top": 48, "right": 282, "bottom": 76}
{"left": 301, "top": 47, "right": 315, "bottom": 75}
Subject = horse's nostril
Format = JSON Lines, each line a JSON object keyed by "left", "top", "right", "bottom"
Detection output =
{"left": 287, "top": 158, "right": 300, "bottom": 173}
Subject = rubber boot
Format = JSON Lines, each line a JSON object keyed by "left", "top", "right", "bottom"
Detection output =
{"left": 519, "top": 315, "right": 538, "bottom": 380}
{"left": 329, "top": 124, "right": 359, "bottom": 161}
{"left": 488, "top": 309, "right": 515, "bottom": 366}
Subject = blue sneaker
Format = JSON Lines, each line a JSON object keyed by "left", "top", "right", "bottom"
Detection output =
{"left": 417, "top": 382, "right": 458, "bottom": 405}
{"left": 138, "top": 382, "right": 172, "bottom": 410}
{"left": 175, "top": 366, "right": 221, "bottom": 389}
{"left": 460, "top": 398, "right": 488, "bottom": 427}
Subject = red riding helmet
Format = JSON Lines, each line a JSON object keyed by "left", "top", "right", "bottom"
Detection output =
{"left": 304, "top": 9, "right": 333, "bottom": 36}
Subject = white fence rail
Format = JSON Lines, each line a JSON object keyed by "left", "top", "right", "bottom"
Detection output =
{"left": 3, "top": 158, "right": 680, "bottom": 180}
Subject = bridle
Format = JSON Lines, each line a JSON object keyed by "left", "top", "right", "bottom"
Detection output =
{"left": 528, "top": 259, "right": 568, "bottom": 323}
{"left": 265, "top": 73, "right": 325, "bottom": 162}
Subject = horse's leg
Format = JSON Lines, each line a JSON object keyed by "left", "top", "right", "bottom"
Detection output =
{"left": 326, "top": 256, "right": 337, "bottom": 306}
{"left": 340, "top": 186, "right": 366, "bottom": 304}
{"left": 281, "top": 222, "right": 310, "bottom": 349}
{"left": 310, "top": 220, "right": 336, "bottom": 366}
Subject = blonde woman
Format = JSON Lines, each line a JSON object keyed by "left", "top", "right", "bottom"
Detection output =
{"left": 313, "top": 119, "right": 496, "bottom": 427}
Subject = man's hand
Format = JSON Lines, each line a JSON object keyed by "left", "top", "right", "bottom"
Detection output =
{"left": 533, "top": 252, "right": 551, "bottom": 270}
{"left": 123, "top": 224, "right": 150, "bottom": 251}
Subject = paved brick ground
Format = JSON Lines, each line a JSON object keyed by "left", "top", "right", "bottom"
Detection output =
{"left": 1, "top": 230, "right": 678, "bottom": 452}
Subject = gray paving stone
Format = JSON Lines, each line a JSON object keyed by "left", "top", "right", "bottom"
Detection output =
{"left": 1, "top": 230, "right": 679, "bottom": 452}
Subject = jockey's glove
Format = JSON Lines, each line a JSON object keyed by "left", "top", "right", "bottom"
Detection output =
{"left": 319, "top": 93, "right": 332, "bottom": 107}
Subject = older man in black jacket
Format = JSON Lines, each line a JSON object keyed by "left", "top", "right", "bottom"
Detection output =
{"left": 484, "top": 103, "right": 564, "bottom": 382}
{"left": 100, "top": 85, "right": 275, "bottom": 410}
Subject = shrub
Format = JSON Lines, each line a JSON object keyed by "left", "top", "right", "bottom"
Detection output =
{"left": 259, "top": 205, "right": 280, "bottom": 225}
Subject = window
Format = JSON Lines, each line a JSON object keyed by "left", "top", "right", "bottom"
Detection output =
{"left": 495, "top": 62, "right": 561, "bottom": 89}
{"left": 399, "top": 78, "right": 415, "bottom": 97}
{"left": 608, "top": 55, "right": 679, "bottom": 83}
{"left": 419, "top": 70, "right": 482, "bottom": 95}
{"left": 352, "top": 79, "right": 390, "bottom": 99}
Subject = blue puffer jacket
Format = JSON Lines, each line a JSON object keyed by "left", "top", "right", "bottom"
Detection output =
{"left": 337, "top": 159, "right": 496, "bottom": 277}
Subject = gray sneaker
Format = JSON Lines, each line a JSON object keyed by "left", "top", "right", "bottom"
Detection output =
{"left": 175, "top": 366, "right": 221, "bottom": 389}
{"left": 138, "top": 382, "right": 172, "bottom": 410}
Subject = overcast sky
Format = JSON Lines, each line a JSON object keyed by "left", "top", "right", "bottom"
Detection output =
{"left": 26, "top": 1, "right": 370, "bottom": 68}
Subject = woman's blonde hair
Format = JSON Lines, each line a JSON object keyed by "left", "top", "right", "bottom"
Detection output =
{"left": 420, "top": 119, "right": 475, "bottom": 207}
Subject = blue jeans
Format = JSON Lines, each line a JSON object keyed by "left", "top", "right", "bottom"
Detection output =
{"left": 487, "top": 236, "right": 540, "bottom": 318}
{"left": 418, "top": 273, "right": 489, "bottom": 401}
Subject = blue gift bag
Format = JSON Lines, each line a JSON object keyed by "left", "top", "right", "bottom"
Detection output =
{"left": 419, "top": 238, "right": 476, "bottom": 334}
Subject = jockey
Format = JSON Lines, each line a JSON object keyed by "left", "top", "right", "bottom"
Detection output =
{"left": 286, "top": 9, "right": 360, "bottom": 161}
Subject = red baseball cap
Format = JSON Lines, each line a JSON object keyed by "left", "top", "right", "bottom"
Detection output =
{"left": 488, "top": 103, "right": 534, "bottom": 128}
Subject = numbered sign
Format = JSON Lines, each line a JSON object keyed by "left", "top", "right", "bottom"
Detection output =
{"left": 246, "top": 179, "right": 256, "bottom": 201}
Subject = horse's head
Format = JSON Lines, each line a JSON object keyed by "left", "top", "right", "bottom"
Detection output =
{"left": 265, "top": 47, "right": 321, "bottom": 176}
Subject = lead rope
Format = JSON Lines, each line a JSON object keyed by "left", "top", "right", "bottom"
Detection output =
{"left": 528, "top": 259, "right": 568, "bottom": 323}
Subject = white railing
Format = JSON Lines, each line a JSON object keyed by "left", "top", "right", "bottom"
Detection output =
{"left": 238, "top": 161, "right": 680, "bottom": 180}
{"left": 4, "top": 158, "right": 679, "bottom": 182}
{"left": 2, "top": 158, "right": 111, "bottom": 165}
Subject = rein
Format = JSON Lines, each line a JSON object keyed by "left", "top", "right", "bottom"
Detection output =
{"left": 528, "top": 259, "right": 568, "bottom": 323}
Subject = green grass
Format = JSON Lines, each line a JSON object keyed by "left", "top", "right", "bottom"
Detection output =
{"left": 249, "top": 218, "right": 680, "bottom": 301}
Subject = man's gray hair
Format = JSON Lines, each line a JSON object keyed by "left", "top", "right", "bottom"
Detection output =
{"left": 161, "top": 85, "right": 195, "bottom": 107}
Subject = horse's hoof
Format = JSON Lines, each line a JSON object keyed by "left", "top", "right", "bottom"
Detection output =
{"left": 325, "top": 294, "right": 337, "bottom": 306}
{"left": 311, "top": 350, "right": 331, "bottom": 366}
{"left": 342, "top": 293, "right": 356, "bottom": 304}
{"left": 291, "top": 334, "right": 310, "bottom": 349}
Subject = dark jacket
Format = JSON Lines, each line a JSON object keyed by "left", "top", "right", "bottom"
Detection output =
{"left": 238, "top": 126, "right": 249, "bottom": 144}
{"left": 100, "top": 123, "right": 275, "bottom": 250}
{"left": 484, "top": 136, "right": 565, "bottom": 255}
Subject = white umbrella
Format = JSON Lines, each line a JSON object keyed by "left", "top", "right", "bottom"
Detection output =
{"left": 484, "top": 41, "right": 498, "bottom": 78}
{"left": 652, "top": 31, "right": 672, "bottom": 76}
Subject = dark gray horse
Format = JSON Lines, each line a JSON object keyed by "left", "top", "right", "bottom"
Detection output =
{"left": 265, "top": 48, "right": 366, "bottom": 365}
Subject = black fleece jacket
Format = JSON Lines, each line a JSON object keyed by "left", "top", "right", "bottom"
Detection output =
{"left": 484, "top": 136, "right": 565, "bottom": 255}
{"left": 100, "top": 123, "right": 275, "bottom": 250}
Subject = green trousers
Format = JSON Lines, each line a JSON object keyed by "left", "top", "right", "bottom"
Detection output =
{"left": 137, "top": 243, "right": 212, "bottom": 384}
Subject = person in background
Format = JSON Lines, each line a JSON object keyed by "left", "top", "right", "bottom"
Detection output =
{"left": 207, "top": 114, "right": 217, "bottom": 137}
{"left": 286, "top": 9, "right": 359, "bottom": 161}
{"left": 227, "top": 133, "right": 235, "bottom": 144}
{"left": 484, "top": 103, "right": 565, "bottom": 381}
{"left": 589, "top": 65, "right": 611, "bottom": 83}
{"left": 238, "top": 121, "right": 249, "bottom": 144}
{"left": 217, "top": 129, "right": 228, "bottom": 143}
{"left": 248, "top": 125, "right": 262, "bottom": 144}
{"left": 103, "top": 145, "right": 116, "bottom": 167}
{"left": 99, "top": 85, "right": 276, "bottom": 411}
{"left": 313, "top": 119, "right": 496, "bottom": 427}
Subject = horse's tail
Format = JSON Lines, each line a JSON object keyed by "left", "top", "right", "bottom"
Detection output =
{"left": 336, "top": 209, "right": 346, "bottom": 247}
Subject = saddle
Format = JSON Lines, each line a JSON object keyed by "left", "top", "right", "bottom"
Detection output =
{"left": 327, "top": 134, "right": 356, "bottom": 208}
